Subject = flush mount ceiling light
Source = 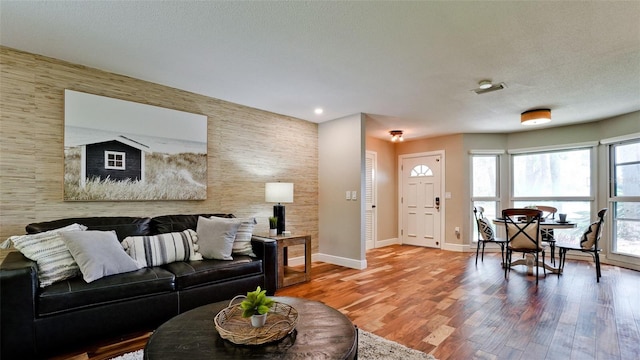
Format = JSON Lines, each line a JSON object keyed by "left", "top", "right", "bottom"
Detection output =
{"left": 389, "top": 130, "right": 404, "bottom": 142}
{"left": 478, "top": 80, "right": 492, "bottom": 89}
{"left": 521, "top": 109, "right": 551, "bottom": 126}
{"left": 314, "top": 107, "right": 323, "bottom": 115}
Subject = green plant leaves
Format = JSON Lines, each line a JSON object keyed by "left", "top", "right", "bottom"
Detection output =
{"left": 239, "top": 286, "right": 273, "bottom": 317}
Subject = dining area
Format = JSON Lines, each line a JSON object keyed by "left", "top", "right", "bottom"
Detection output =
{"left": 473, "top": 205, "right": 607, "bottom": 284}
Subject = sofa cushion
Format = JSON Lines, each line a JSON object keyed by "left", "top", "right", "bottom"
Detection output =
{"left": 61, "top": 230, "right": 142, "bottom": 283}
{"left": 26, "top": 217, "right": 152, "bottom": 241}
{"left": 163, "top": 257, "right": 262, "bottom": 290}
{"left": 122, "top": 229, "right": 203, "bottom": 267}
{"left": 151, "top": 214, "right": 235, "bottom": 234}
{"left": 3, "top": 223, "right": 87, "bottom": 287}
{"left": 37, "top": 267, "right": 175, "bottom": 316}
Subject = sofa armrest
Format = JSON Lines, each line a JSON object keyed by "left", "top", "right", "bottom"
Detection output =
{"left": 251, "top": 236, "right": 277, "bottom": 296}
{"left": 1, "top": 251, "right": 39, "bottom": 358}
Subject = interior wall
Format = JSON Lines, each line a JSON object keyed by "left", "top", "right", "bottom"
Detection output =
{"left": 395, "top": 134, "right": 465, "bottom": 248}
{"left": 365, "top": 135, "right": 397, "bottom": 242}
{"left": 0, "top": 47, "right": 319, "bottom": 258}
{"left": 318, "top": 114, "right": 365, "bottom": 268}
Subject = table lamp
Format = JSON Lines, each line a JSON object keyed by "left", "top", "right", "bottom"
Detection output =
{"left": 265, "top": 182, "right": 293, "bottom": 235}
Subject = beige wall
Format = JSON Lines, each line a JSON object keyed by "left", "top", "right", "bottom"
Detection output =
{"left": 0, "top": 47, "right": 319, "bottom": 257}
{"left": 365, "top": 135, "right": 397, "bottom": 242}
{"left": 318, "top": 114, "right": 365, "bottom": 267}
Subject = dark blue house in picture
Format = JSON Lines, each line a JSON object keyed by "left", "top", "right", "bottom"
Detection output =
{"left": 79, "top": 135, "right": 150, "bottom": 187}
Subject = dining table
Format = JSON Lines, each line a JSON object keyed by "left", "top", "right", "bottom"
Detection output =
{"left": 492, "top": 218, "right": 577, "bottom": 275}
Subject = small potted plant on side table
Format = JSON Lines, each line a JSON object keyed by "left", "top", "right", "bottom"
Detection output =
{"left": 269, "top": 216, "right": 278, "bottom": 237}
{"left": 240, "top": 286, "right": 274, "bottom": 327}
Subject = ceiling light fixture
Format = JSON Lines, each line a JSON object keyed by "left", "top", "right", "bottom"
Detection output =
{"left": 521, "top": 109, "right": 551, "bottom": 126}
{"left": 478, "top": 80, "right": 492, "bottom": 89}
{"left": 314, "top": 108, "right": 323, "bottom": 115}
{"left": 389, "top": 130, "right": 404, "bottom": 142}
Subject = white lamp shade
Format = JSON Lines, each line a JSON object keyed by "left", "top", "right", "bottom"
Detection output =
{"left": 265, "top": 183, "right": 294, "bottom": 203}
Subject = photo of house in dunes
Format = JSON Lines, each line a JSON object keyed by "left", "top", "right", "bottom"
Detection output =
{"left": 64, "top": 90, "right": 208, "bottom": 201}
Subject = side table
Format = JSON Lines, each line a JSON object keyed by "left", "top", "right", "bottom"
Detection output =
{"left": 256, "top": 234, "right": 311, "bottom": 289}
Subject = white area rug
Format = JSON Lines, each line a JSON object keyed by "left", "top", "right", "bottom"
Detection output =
{"left": 110, "top": 329, "right": 436, "bottom": 360}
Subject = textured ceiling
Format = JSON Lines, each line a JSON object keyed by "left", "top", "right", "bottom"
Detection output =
{"left": 1, "top": 1, "right": 639, "bottom": 140}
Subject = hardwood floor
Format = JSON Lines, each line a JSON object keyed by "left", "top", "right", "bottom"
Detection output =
{"left": 280, "top": 245, "right": 640, "bottom": 360}
{"left": 55, "top": 245, "right": 640, "bottom": 360}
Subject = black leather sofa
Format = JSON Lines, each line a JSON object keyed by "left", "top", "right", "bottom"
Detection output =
{"left": 0, "top": 214, "right": 277, "bottom": 359}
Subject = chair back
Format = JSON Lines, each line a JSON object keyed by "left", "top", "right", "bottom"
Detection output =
{"left": 580, "top": 208, "right": 608, "bottom": 249}
{"left": 473, "top": 206, "right": 495, "bottom": 241}
{"left": 534, "top": 205, "right": 557, "bottom": 219}
{"left": 502, "top": 208, "right": 543, "bottom": 250}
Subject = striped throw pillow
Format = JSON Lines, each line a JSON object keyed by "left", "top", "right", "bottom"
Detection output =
{"left": 122, "top": 229, "right": 202, "bottom": 268}
{"left": 233, "top": 218, "right": 257, "bottom": 256}
{"left": 3, "top": 223, "right": 87, "bottom": 287}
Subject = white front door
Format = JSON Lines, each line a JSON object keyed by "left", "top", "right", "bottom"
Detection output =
{"left": 400, "top": 153, "right": 442, "bottom": 248}
{"left": 365, "top": 151, "right": 377, "bottom": 250}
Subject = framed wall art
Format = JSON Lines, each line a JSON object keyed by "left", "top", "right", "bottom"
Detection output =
{"left": 64, "top": 90, "right": 208, "bottom": 201}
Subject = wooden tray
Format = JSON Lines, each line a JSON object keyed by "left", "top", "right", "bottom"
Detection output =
{"left": 213, "top": 296, "right": 298, "bottom": 345}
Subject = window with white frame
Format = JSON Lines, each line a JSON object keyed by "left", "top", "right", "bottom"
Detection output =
{"left": 105, "top": 151, "right": 126, "bottom": 170}
{"left": 609, "top": 139, "right": 640, "bottom": 258}
{"left": 471, "top": 154, "right": 500, "bottom": 241}
{"left": 511, "top": 147, "right": 594, "bottom": 244}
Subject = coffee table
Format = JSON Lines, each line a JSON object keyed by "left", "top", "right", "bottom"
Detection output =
{"left": 144, "top": 296, "right": 357, "bottom": 360}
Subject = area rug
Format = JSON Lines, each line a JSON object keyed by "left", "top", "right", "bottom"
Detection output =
{"left": 110, "top": 329, "right": 436, "bottom": 360}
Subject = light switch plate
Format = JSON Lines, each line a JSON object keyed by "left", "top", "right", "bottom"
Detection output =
{"left": 346, "top": 191, "right": 351, "bottom": 200}
{"left": 351, "top": 191, "right": 357, "bottom": 200}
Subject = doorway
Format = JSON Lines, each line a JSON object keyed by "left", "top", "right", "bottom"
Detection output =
{"left": 399, "top": 152, "right": 444, "bottom": 248}
{"left": 365, "top": 151, "right": 377, "bottom": 250}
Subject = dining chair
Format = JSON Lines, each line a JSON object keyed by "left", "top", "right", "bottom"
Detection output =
{"left": 473, "top": 206, "right": 506, "bottom": 265}
{"left": 502, "top": 208, "right": 546, "bottom": 284}
{"left": 556, "top": 208, "right": 608, "bottom": 282}
{"left": 534, "top": 205, "right": 558, "bottom": 265}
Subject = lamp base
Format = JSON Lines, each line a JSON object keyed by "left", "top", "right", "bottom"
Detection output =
{"left": 273, "top": 204, "right": 285, "bottom": 235}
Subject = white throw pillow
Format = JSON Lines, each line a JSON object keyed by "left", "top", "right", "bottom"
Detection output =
{"left": 61, "top": 230, "right": 142, "bottom": 283}
{"left": 122, "top": 229, "right": 202, "bottom": 267}
{"left": 2, "top": 223, "right": 87, "bottom": 287}
{"left": 233, "top": 217, "right": 257, "bottom": 257}
{"left": 196, "top": 216, "right": 241, "bottom": 260}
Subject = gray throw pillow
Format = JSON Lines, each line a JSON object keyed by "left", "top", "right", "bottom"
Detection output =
{"left": 61, "top": 230, "right": 142, "bottom": 283}
{"left": 196, "top": 216, "right": 241, "bottom": 260}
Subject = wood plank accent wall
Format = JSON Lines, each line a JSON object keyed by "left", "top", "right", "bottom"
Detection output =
{"left": 0, "top": 46, "right": 318, "bottom": 260}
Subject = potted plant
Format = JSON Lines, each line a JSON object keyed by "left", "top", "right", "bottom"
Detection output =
{"left": 240, "top": 286, "right": 274, "bottom": 327}
{"left": 268, "top": 216, "right": 278, "bottom": 236}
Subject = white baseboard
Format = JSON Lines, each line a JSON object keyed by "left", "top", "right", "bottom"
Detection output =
{"left": 375, "top": 237, "right": 400, "bottom": 248}
{"left": 442, "top": 242, "right": 470, "bottom": 252}
{"left": 285, "top": 255, "right": 306, "bottom": 267}
{"left": 314, "top": 252, "right": 367, "bottom": 270}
